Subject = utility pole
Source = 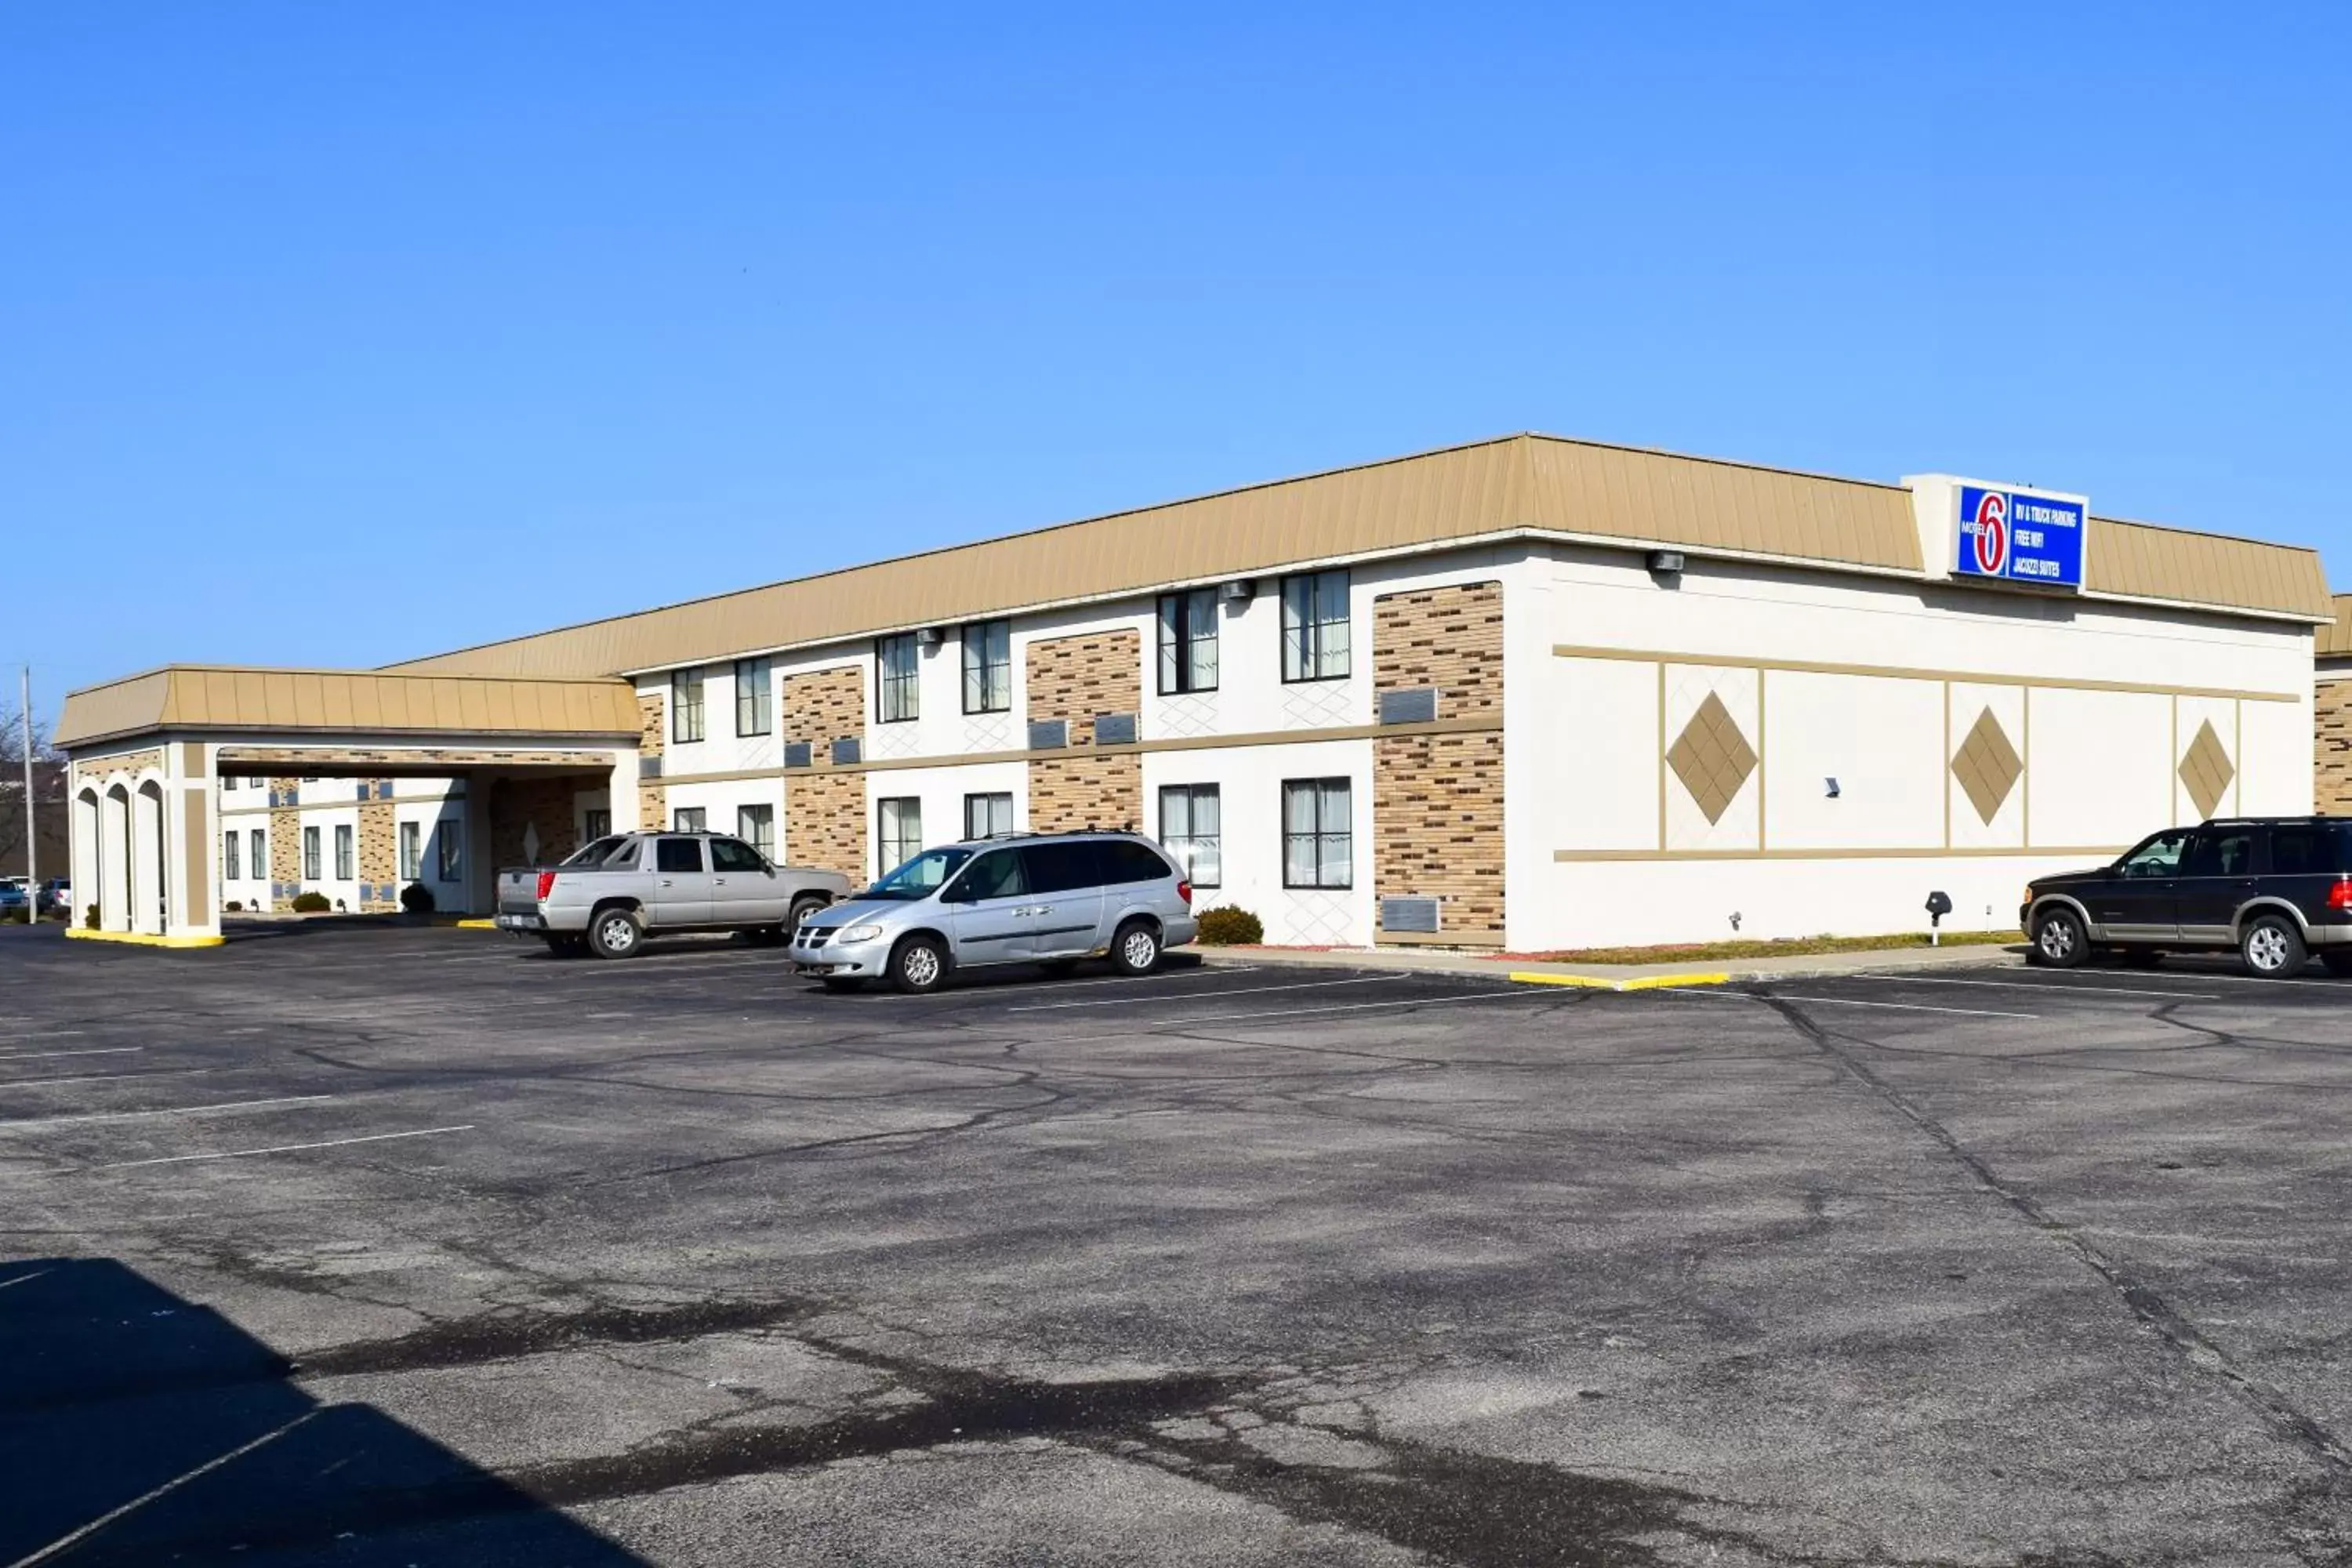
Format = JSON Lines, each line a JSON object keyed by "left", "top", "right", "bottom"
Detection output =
{"left": 20, "top": 666, "right": 33, "bottom": 905}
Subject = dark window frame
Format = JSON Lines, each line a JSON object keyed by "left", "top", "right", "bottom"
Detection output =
{"left": 877, "top": 796, "right": 924, "bottom": 873}
{"left": 733, "top": 658, "right": 771, "bottom": 738}
{"left": 961, "top": 619, "right": 1012, "bottom": 714}
{"left": 672, "top": 806, "right": 707, "bottom": 833}
{"left": 302, "top": 826, "right": 321, "bottom": 881}
{"left": 1156, "top": 589, "right": 1221, "bottom": 695}
{"left": 1282, "top": 776, "right": 1354, "bottom": 890}
{"left": 736, "top": 803, "right": 774, "bottom": 858}
{"left": 1158, "top": 783, "right": 1221, "bottom": 888}
{"left": 437, "top": 822, "right": 462, "bottom": 882}
{"left": 1279, "top": 570, "right": 1352, "bottom": 684}
{"left": 673, "top": 668, "right": 707, "bottom": 743}
{"left": 964, "top": 791, "right": 1014, "bottom": 840}
{"left": 876, "top": 633, "right": 921, "bottom": 724}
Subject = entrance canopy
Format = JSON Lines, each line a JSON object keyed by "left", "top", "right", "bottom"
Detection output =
{"left": 56, "top": 666, "right": 644, "bottom": 945}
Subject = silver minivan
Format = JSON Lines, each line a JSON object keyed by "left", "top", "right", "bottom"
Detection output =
{"left": 791, "top": 831, "right": 1200, "bottom": 993}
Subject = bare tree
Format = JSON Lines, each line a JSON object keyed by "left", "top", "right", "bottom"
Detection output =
{"left": 0, "top": 701, "right": 67, "bottom": 880}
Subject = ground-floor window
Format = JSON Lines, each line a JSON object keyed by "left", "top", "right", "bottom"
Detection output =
{"left": 964, "top": 792, "right": 1014, "bottom": 840}
{"left": 737, "top": 803, "right": 775, "bottom": 858}
{"left": 399, "top": 821, "right": 421, "bottom": 880}
{"left": 1158, "top": 784, "right": 1221, "bottom": 887}
{"left": 1282, "top": 778, "right": 1352, "bottom": 889}
{"left": 673, "top": 806, "right": 706, "bottom": 832}
{"left": 583, "top": 808, "right": 612, "bottom": 841}
{"left": 437, "top": 821, "right": 462, "bottom": 882}
{"left": 223, "top": 832, "right": 241, "bottom": 882}
{"left": 334, "top": 825, "right": 354, "bottom": 880}
{"left": 303, "top": 826, "right": 321, "bottom": 881}
{"left": 877, "top": 797, "right": 923, "bottom": 873}
{"left": 250, "top": 829, "right": 266, "bottom": 881}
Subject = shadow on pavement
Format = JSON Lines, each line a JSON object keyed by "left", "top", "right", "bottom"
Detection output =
{"left": 0, "top": 1257, "right": 644, "bottom": 1566}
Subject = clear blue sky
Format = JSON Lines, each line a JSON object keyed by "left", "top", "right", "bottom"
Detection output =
{"left": 7, "top": 3, "right": 2346, "bottom": 723}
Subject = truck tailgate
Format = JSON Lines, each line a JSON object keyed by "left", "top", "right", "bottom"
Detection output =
{"left": 496, "top": 869, "right": 546, "bottom": 916}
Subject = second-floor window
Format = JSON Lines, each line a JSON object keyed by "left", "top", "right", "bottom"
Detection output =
{"left": 1158, "top": 589, "right": 1219, "bottom": 694}
{"left": 1280, "top": 570, "right": 1351, "bottom": 682}
{"left": 877, "top": 633, "right": 920, "bottom": 723}
{"left": 962, "top": 619, "right": 1011, "bottom": 713}
{"left": 673, "top": 668, "right": 706, "bottom": 743}
{"left": 734, "top": 658, "right": 771, "bottom": 736}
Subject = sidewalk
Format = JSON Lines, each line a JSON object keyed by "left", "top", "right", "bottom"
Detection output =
{"left": 1197, "top": 938, "right": 2024, "bottom": 989}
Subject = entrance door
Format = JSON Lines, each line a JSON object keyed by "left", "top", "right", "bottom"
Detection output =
{"left": 650, "top": 836, "right": 713, "bottom": 925}
{"left": 941, "top": 847, "right": 1033, "bottom": 966}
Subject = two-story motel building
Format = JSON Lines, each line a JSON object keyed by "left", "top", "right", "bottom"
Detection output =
{"left": 53, "top": 433, "right": 2332, "bottom": 950}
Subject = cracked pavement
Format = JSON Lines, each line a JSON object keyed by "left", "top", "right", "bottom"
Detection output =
{"left": 2, "top": 921, "right": 2350, "bottom": 1564}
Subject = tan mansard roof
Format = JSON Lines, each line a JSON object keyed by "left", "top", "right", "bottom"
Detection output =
{"left": 56, "top": 666, "right": 641, "bottom": 750}
{"left": 379, "top": 433, "right": 2331, "bottom": 681}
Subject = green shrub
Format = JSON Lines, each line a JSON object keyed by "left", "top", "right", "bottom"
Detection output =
{"left": 84, "top": 903, "right": 100, "bottom": 930}
{"left": 223, "top": 900, "right": 243, "bottom": 913}
{"left": 399, "top": 883, "right": 436, "bottom": 914}
{"left": 291, "top": 891, "right": 332, "bottom": 913}
{"left": 1194, "top": 905, "right": 1264, "bottom": 946}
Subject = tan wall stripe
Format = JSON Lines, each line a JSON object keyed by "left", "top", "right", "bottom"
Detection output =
{"left": 222, "top": 790, "right": 464, "bottom": 818}
{"left": 1552, "top": 643, "right": 2299, "bottom": 705}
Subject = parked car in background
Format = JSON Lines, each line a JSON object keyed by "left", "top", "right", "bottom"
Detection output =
{"left": 793, "top": 829, "right": 1198, "bottom": 993}
{"left": 495, "top": 830, "right": 851, "bottom": 958}
{"left": 0, "top": 879, "right": 27, "bottom": 916}
{"left": 2024, "top": 816, "right": 2352, "bottom": 978}
{"left": 39, "top": 879, "right": 71, "bottom": 916}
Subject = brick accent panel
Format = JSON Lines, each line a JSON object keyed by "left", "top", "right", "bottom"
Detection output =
{"left": 1374, "top": 583, "right": 1504, "bottom": 945}
{"left": 1029, "top": 754, "right": 1142, "bottom": 834}
{"left": 637, "top": 694, "right": 666, "bottom": 829}
{"left": 79, "top": 747, "right": 163, "bottom": 783}
{"left": 491, "top": 775, "right": 590, "bottom": 870}
{"left": 358, "top": 791, "right": 397, "bottom": 911}
{"left": 2319, "top": 679, "right": 2352, "bottom": 812}
{"left": 1375, "top": 731, "right": 1504, "bottom": 945}
{"left": 787, "top": 771, "right": 866, "bottom": 881}
{"left": 784, "top": 666, "right": 866, "bottom": 760}
{"left": 1025, "top": 630, "right": 1142, "bottom": 746}
{"left": 1373, "top": 580, "right": 1503, "bottom": 720}
{"left": 269, "top": 775, "right": 301, "bottom": 900}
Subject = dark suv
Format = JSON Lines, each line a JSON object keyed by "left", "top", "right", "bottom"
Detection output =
{"left": 2023, "top": 817, "right": 2352, "bottom": 978}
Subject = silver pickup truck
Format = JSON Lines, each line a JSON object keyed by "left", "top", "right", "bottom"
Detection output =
{"left": 494, "top": 830, "right": 852, "bottom": 958}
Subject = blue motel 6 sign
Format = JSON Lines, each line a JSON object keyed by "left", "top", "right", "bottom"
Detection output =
{"left": 1955, "top": 485, "right": 2085, "bottom": 589}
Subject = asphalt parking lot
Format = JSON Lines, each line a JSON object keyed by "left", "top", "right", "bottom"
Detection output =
{"left": 4, "top": 923, "right": 2350, "bottom": 1566}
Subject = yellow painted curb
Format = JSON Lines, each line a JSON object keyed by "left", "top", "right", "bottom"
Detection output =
{"left": 65, "top": 927, "right": 226, "bottom": 949}
{"left": 454, "top": 919, "right": 496, "bottom": 930}
{"left": 1509, "top": 970, "right": 1730, "bottom": 993}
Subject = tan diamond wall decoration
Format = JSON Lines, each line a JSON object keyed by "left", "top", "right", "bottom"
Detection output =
{"left": 1951, "top": 706, "right": 2023, "bottom": 826}
{"left": 2179, "top": 719, "right": 2235, "bottom": 818}
{"left": 1667, "top": 691, "right": 1757, "bottom": 826}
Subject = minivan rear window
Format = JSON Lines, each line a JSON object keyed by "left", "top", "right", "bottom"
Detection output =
{"left": 1099, "top": 841, "right": 1174, "bottom": 884}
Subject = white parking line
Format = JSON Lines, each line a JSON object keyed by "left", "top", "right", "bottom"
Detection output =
{"left": 0, "top": 1030, "right": 82, "bottom": 1043}
{"left": 1854, "top": 975, "right": 2217, "bottom": 1000}
{"left": 0, "top": 1047, "right": 143, "bottom": 1063}
{"left": 89, "top": 1125, "right": 475, "bottom": 1171}
{"left": 1007, "top": 975, "right": 1392, "bottom": 1011}
{"left": 0, "top": 1095, "right": 335, "bottom": 1132}
{"left": 1089, "top": 987, "right": 1551, "bottom": 1033}
{"left": 0, "top": 1267, "right": 53, "bottom": 1290}
{"left": 857, "top": 965, "right": 1261, "bottom": 1000}
{"left": 1657, "top": 988, "right": 2034, "bottom": 1020}
{"left": 0, "top": 1068, "right": 213, "bottom": 1088}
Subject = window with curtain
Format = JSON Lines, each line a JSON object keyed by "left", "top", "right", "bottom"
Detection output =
{"left": 1279, "top": 571, "right": 1351, "bottom": 682}
{"left": 1156, "top": 589, "right": 1219, "bottom": 694}
{"left": 1282, "top": 778, "right": 1352, "bottom": 888}
{"left": 399, "top": 821, "right": 421, "bottom": 880}
{"left": 961, "top": 620, "right": 1011, "bottom": 713}
{"left": 223, "top": 832, "right": 241, "bottom": 882}
{"left": 877, "top": 797, "right": 923, "bottom": 874}
{"left": 734, "top": 657, "right": 771, "bottom": 736}
{"left": 876, "top": 634, "right": 920, "bottom": 723}
{"left": 673, "top": 668, "right": 706, "bottom": 742}
{"left": 250, "top": 829, "right": 266, "bottom": 882}
{"left": 673, "top": 807, "right": 706, "bottom": 832}
{"left": 437, "top": 822, "right": 462, "bottom": 881}
{"left": 303, "top": 826, "right": 321, "bottom": 881}
{"left": 964, "top": 792, "right": 1014, "bottom": 840}
{"left": 737, "top": 803, "right": 775, "bottom": 857}
{"left": 334, "top": 825, "right": 354, "bottom": 880}
{"left": 1157, "top": 784, "right": 1221, "bottom": 887}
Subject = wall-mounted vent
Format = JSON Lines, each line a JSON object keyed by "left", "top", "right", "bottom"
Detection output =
{"left": 1028, "top": 719, "right": 1069, "bottom": 751}
{"left": 782, "top": 742, "right": 812, "bottom": 769}
{"left": 1093, "top": 712, "right": 1138, "bottom": 746}
{"left": 1380, "top": 897, "right": 1441, "bottom": 934}
{"left": 637, "top": 756, "right": 662, "bottom": 781}
{"left": 1378, "top": 687, "right": 1439, "bottom": 725}
{"left": 831, "top": 736, "right": 862, "bottom": 766}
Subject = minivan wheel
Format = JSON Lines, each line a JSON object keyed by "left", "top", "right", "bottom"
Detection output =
{"left": 2031, "top": 907, "right": 2087, "bottom": 968}
{"left": 2241, "top": 914, "right": 2306, "bottom": 979}
{"left": 588, "top": 909, "right": 644, "bottom": 960}
{"left": 1111, "top": 920, "right": 1161, "bottom": 977}
{"left": 891, "top": 935, "right": 949, "bottom": 994}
